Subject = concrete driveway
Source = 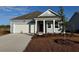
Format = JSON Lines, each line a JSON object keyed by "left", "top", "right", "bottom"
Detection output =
{"left": 0, "top": 34, "right": 32, "bottom": 52}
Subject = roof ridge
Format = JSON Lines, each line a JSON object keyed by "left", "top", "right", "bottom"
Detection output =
{"left": 48, "top": 9, "right": 60, "bottom": 16}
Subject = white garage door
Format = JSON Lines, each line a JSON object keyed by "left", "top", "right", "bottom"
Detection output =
{"left": 13, "top": 24, "right": 29, "bottom": 33}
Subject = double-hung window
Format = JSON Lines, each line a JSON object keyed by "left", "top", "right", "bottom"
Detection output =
{"left": 47, "top": 21, "right": 53, "bottom": 28}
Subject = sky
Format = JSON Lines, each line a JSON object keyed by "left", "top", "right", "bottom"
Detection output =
{"left": 0, "top": 6, "right": 79, "bottom": 25}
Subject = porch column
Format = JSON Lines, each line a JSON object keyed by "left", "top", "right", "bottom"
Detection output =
{"left": 43, "top": 20, "right": 45, "bottom": 34}
{"left": 53, "top": 20, "right": 55, "bottom": 33}
{"left": 35, "top": 20, "right": 37, "bottom": 33}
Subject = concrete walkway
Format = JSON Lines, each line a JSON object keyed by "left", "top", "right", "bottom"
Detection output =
{"left": 0, "top": 34, "right": 32, "bottom": 52}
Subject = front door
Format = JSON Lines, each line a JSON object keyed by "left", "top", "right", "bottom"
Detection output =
{"left": 38, "top": 21, "right": 43, "bottom": 32}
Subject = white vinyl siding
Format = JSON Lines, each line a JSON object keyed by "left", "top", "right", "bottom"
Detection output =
{"left": 54, "top": 28, "right": 61, "bottom": 33}
{"left": 30, "top": 24, "right": 35, "bottom": 33}
{"left": 46, "top": 21, "right": 54, "bottom": 33}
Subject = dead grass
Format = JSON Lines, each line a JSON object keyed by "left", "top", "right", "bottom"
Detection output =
{"left": 24, "top": 34, "right": 79, "bottom": 52}
{"left": 0, "top": 27, "right": 10, "bottom": 36}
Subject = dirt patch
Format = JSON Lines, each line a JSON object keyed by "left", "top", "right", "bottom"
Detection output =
{"left": 54, "top": 39, "right": 75, "bottom": 46}
{"left": 24, "top": 34, "right": 79, "bottom": 52}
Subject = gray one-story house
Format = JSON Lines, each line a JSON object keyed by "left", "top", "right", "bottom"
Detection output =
{"left": 10, "top": 9, "right": 62, "bottom": 34}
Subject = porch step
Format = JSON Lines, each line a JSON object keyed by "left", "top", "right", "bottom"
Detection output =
{"left": 38, "top": 32, "right": 43, "bottom": 35}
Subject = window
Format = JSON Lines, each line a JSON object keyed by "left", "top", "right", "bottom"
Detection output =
{"left": 55, "top": 21, "right": 59, "bottom": 28}
{"left": 47, "top": 21, "right": 52, "bottom": 28}
{"left": 48, "top": 23, "right": 51, "bottom": 28}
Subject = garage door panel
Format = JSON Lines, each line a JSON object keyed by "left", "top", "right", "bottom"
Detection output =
{"left": 14, "top": 24, "right": 29, "bottom": 33}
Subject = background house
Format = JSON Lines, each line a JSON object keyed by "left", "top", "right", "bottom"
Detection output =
{"left": 67, "top": 12, "right": 79, "bottom": 33}
{"left": 10, "top": 9, "right": 62, "bottom": 34}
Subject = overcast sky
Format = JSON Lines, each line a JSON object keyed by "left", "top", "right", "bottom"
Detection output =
{"left": 0, "top": 6, "right": 79, "bottom": 25}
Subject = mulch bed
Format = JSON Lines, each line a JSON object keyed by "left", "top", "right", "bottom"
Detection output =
{"left": 24, "top": 34, "right": 79, "bottom": 52}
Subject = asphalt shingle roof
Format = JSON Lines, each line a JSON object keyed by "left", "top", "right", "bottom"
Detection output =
{"left": 12, "top": 11, "right": 42, "bottom": 20}
{"left": 12, "top": 9, "right": 60, "bottom": 20}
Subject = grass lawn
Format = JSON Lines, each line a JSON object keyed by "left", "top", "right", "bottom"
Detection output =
{"left": 24, "top": 34, "right": 79, "bottom": 52}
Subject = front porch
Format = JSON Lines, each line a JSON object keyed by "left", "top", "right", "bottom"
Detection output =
{"left": 34, "top": 18, "right": 61, "bottom": 34}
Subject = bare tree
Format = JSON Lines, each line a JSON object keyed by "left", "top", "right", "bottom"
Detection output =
{"left": 58, "top": 6, "right": 68, "bottom": 39}
{"left": 58, "top": 6, "right": 66, "bottom": 34}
